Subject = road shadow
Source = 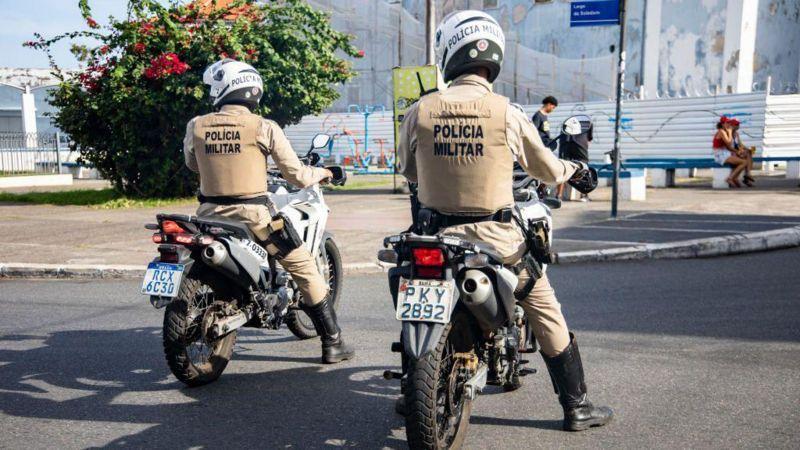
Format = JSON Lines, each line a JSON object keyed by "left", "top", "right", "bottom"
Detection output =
{"left": 548, "top": 247, "right": 800, "bottom": 343}
{"left": 470, "top": 415, "right": 563, "bottom": 431}
{"left": 0, "top": 328, "right": 406, "bottom": 449}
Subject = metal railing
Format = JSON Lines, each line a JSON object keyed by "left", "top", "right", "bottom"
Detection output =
{"left": 0, "top": 132, "right": 65, "bottom": 175}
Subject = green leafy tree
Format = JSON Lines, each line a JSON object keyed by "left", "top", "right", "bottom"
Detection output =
{"left": 26, "top": 0, "right": 361, "bottom": 197}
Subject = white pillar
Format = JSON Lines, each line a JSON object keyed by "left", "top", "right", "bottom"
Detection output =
{"left": 641, "top": 0, "right": 662, "bottom": 99}
{"left": 21, "top": 85, "right": 38, "bottom": 148}
{"left": 721, "top": 0, "right": 758, "bottom": 94}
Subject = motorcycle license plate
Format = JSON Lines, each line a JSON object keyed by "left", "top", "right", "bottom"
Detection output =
{"left": 395, "top": 278, "right": 455, "bottom": 324}
{"left": 140, "top": 263, "right": 184, "bottom": 298}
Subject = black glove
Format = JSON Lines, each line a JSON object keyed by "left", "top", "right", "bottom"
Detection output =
{"left": 326, "top": 166, "right": 347, "bottom": 186}
{"left": 568, "top": 161, "right": 598, "bottom": 194}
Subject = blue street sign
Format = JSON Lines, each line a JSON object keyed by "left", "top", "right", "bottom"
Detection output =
{"left": 570, "top": 0, "right": 620, "bottom": 27}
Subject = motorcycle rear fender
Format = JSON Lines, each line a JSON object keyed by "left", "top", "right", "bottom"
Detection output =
{"left": 402, "top": 320, "right": 449, "bottom": 359}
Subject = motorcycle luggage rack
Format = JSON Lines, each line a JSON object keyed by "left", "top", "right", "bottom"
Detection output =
{"left": 384, "top": 233, "right": 504, "bottom": 265}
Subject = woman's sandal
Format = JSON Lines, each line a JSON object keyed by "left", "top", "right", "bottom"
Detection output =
{"left": 727, "top": 178, "right": 741, "bottom": 188}
{"left": 743, "top": 175, "right": 755, "bottom": 187}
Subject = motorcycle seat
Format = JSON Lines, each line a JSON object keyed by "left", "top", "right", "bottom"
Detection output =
{"left": 194, "top": 216, "right": 255, "bottom": 240}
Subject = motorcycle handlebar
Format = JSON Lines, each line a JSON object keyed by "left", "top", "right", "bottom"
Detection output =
{"left": 326, "top": 165, "right": 347, "bottom": 186}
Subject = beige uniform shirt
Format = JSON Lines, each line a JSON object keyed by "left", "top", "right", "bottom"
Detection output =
{"left": 397, "top": 74, "right": 580, "bottom": 188}
{"left": 184, "top": 104, "right": 329, "bottom": 195}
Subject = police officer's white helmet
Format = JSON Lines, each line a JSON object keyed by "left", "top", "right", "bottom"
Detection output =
{"left": 203, "top": 59, "right": 264, "bottom": 109}
{"left": 435, "top": 10, "right": 505, "bottom": 83}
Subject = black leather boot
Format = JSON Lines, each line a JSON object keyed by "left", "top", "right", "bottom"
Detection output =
{"left": 541, "top": 333, "right": 613, "bottom": 431}
{"left": 302, "top": 299, "right": 355, "bottom": 364}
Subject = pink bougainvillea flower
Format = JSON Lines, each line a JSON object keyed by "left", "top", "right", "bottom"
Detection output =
{"left": 356, "top": 49, "right": 365, "bottom": 58}
{"left": 144, "top": 52, "right": 190, "bottom": 80}
{"left": 139, "top": 22, "right": 155, "bottom": 35}
{"left": 133, "top": 42, "right": 146, "bottom": 53}
{"left": 86, "top": 17, "right": 99, "bottom": 28}
{"left": 78, "top": 64, "right": 108, "bottom": 92}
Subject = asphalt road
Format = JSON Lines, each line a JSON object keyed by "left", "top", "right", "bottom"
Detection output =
{"left": 554, "top": 212, "right": 800, "bottom": 253}
{"left": 1, "top": 249, "right": 799, "bottom": 449}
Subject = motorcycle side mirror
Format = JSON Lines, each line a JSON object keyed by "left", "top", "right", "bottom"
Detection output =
{"left": 311, "top": 133, "right": 331, "bottom": 150}
{"left": 543, "top": 197, "right": 562, "bottom": 209}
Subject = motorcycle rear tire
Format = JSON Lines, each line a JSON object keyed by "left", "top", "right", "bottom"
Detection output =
{"left": 405, "top": 313, "right": 475, "bottom": 450}
{"left": 163, "top": 277, "right": 236, "bottom": 387}
{"left": 286, "top": 237, "right": 342, "bottom": 340}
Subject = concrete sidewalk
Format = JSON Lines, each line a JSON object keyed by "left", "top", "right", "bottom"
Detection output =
{"left": 0, "top": 172, "right": 798, "bottom": 270}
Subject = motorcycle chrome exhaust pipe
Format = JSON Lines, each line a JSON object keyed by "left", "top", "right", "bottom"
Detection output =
{"left": 202, "top": 241, "right": 250, "bottom": 288}
{"left": 460, "top": 269, "right": 506, "bottom": 331}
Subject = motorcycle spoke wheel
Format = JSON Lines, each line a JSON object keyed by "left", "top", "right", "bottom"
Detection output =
{"left": 285, "top": 238, "right": 342, "bottom": 340}
{"left": 163, "top": 277, "right": 237, "bottom": 387}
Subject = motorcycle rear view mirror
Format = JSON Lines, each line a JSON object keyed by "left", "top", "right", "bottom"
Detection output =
{"left": 311, "top": 133, "right": 332, "bottom": 150}
{"left": 562, "top": 115, "right": 592, "bottom": 136}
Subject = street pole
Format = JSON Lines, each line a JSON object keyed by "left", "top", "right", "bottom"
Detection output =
{"left": 395, "top": 5, "right": 402, "bottom": 193}
{"left": 425, "top": 0, "right": 435, "bottom": 65}
{"left": 611, "top": 0, "right": 627, "bottom": 219}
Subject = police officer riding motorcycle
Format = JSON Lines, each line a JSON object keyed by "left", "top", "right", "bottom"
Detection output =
{"left": 396, "top": 10, "right": 612, "bottom": 433}
{"left": 183, "top": 59, "right": 354, "bottom": 364}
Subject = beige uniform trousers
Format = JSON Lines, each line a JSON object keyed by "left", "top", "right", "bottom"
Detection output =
{"left": 441, "top": 221, "right": 570, "bottom": 357}
{"left": 196, "top": 203, "right": 329, "bottom": 305}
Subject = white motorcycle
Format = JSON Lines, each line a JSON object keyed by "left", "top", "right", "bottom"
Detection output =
{"left": 140, "top": 133, "right": 345, "bottom": 386}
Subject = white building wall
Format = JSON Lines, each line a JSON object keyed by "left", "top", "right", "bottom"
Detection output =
{"left": 753, "top": 0, "right": 800, "bottom": 94}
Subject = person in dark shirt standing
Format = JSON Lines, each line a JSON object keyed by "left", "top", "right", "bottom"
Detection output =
{"left": 531, "top": 96, "right": 559, "bottom": 151}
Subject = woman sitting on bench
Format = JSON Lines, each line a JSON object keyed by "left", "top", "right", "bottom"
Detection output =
{"left": 730, "top": 119, "right": 755, "bottom": 186}
{"left": 713, "top": 116, "right": 752, "bottom": 188}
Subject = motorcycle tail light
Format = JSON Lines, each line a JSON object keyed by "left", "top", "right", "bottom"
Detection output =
{"left": 161, "top": 220, "right": 185, "bottom": 234}
{"left": 412, "top": 247, "right": 445, "bottom": 278}
{"left": 174, "top": 233, "right": 194, "bottom": 245}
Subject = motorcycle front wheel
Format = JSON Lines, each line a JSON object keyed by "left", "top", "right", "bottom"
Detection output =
{"left": 404, "top": 312, "right": 476, "bottom": 450}
{"left": 162, "top": 276, "right": 236, "bottom": 387}
{"left": 285, "top": 237, "right": 343, "bottom": 339}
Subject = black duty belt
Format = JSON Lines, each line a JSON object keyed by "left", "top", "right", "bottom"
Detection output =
{"left": 437, "top": 208, "right": 514, "bottom": 227}
{"left": 197, "top": 194, "right": 268, "bottom": 206}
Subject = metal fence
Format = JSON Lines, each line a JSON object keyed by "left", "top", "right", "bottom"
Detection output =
{"left": 0, "top": 132, "right": 65, "bottom": 175}
{"left": 284, "top": 91, "right": 800, "bottom": 162}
